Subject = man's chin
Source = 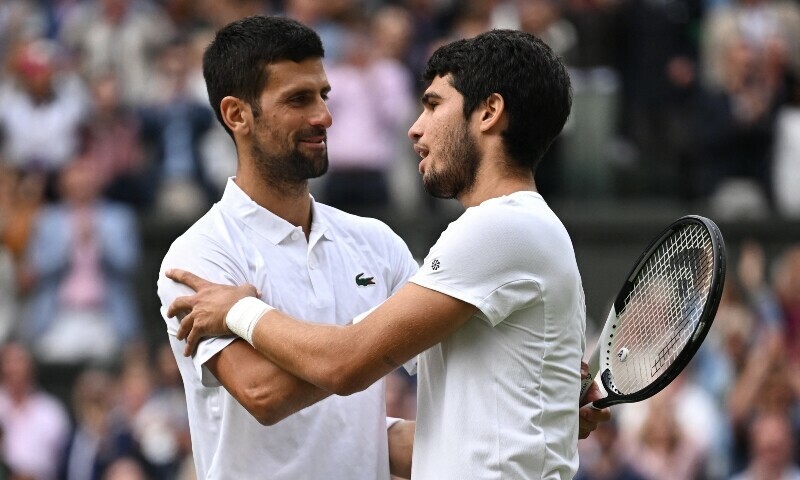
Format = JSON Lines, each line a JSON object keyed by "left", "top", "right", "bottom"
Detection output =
{"left": 423, "top": 179, "right": 455, "bottom": 200}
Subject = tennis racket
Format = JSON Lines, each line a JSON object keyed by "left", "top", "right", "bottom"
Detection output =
{"left": 579, "top": 215, "right": 726, "bottom": 409}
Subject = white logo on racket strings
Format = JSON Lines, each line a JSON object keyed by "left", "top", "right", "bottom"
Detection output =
{"left": 617, "top": 347, "right": 629, "bottom": 362}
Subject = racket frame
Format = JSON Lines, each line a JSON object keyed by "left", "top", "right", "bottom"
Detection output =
{"left": 581, "top": 215, "right": 726, "bottom": 409}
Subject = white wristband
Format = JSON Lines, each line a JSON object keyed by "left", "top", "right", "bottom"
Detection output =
{"left": 226, "top": 297, "right": 274, "bottom": 345}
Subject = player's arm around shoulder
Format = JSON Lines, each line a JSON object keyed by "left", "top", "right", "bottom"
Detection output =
{"left": 168, "top": 267, "right": 478, "bottom": 397}
{"left": 320, "top": 282, "right": 479, "bottom": 395}
{"left": 158, "top": 238, "right": 331, "bottom": 425}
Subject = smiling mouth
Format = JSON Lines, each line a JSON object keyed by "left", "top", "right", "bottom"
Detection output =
{"left": 300, "top": 137, "right": 327, "bottom": 148}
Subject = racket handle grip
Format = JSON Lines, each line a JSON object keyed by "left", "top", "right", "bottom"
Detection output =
{"left": 579, "top": 376, "right": 594, "bottom": 402}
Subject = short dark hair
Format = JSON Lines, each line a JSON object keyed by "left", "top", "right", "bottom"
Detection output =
{"left": 423, "top": 30, "right": 572, "bottom": 172}
{"left": 203, "top": 16, "right": 325, "bottom": 137}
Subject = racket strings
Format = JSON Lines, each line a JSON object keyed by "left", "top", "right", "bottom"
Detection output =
{"left": 607, "top": 224, "right": 714, "bottom": 395}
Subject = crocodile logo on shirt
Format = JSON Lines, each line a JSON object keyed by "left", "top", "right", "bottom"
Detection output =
{"left": 355, "top": 273, "right": 376, "bottom": 287}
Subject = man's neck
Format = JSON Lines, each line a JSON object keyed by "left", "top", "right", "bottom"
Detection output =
{"left": 234, "top": 171, "right": 313, "bottom": 238}
{"left": 458, "top": 162, "right": 537, "bottom": 208}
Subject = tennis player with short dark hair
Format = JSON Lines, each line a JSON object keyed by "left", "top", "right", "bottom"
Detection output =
{"left": 157, "top": 16, "right": 420, "bottom": 479}
{"left": 168, "top": 29, "right": 600, "bottom": 478}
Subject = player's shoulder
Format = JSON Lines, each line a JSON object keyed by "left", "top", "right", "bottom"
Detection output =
{"left": 449, "top": 192, "right": 570, "bottom": 246}
{"left": 161, "top": 205, "right": 235, "bottom": 268}
{"left": 314, "top": 202, "right": 402, "bottom": 241}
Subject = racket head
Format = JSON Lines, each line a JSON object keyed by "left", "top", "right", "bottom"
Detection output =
{"left": 592, "top": 215, "right": 726, "bottom": 409}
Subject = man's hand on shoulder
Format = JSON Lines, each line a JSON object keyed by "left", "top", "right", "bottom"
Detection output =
{"left": 166, "top": 269, "right": 259, "bottom": 356}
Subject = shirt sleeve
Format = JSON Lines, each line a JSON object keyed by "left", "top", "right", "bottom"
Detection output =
{"left": 409, "top": 205, "right": 542, "bottom": 326}
{"left": 157, "top": 235, "right": 248, "bottom": 387}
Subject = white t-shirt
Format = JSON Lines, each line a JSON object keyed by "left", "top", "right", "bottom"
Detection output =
{"left": 157, "top": 179, "right": 418, "bottom": 480}
{"left": 409, "top": 191, "right": 586, "bottom": 480}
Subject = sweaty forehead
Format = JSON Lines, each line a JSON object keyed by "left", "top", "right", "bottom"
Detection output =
{"left": 263, "top": 58, "right": 329, "bottom": 95}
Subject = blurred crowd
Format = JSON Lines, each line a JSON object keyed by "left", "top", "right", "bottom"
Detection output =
{"left": 0, "top": 0, "right": 798, "bottom": 479}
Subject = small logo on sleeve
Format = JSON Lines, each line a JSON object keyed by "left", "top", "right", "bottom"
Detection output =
{"left": 431, "top": 258, "right": 441, "bottom": 271}
{"left": 355, "top": 273, "right": 376, "bottom": 286}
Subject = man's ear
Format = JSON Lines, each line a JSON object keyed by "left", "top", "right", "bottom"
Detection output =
{"left": 220, "top": 96, "right": 252, "bottom": 136}
{"left": 478, "top": 93, "right": 506, "bottom": 133}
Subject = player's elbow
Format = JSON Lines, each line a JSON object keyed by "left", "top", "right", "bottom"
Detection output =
{"left": 240, "top": 386, "right": 290, "bottom": 426}
{"left": 320, "top": 363, "right": 376, "bottom": 396}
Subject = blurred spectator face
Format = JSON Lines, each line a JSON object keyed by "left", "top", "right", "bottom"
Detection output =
{"left": 639, "top": 402, "right": 681, "bottom": 452}
{"left": 750, "top": 413, "right": 795, "bottom": 472}
{"left": 760, "top": 366, "right": 794, "bottom": 413}
{"left": 101, "top": 0, "right": 131, "bottom": 24}
{"left": 286, "top": 0, "right": 326, "bottom": 23}
{"left": 0, "top": 343, "right": 34, "bottom": 394}
{"left": 118, "top": 365, "right": 153, "bottom": 416}
{"left": 774, "top": 247, "right": 800, "bottom": 305}
{"left": 723, "top": 37, "right": 758, "bottom": 91}
{"left": 341, "top": 29, "right": 373, "bottom": 67}
{"left": 372, "top": 6, "right": 413, "bottom": 60}
{"left": 519, "top": 0, "right": 561, "bottom": 34}
{"left": 102, "top": 457, "right": 147, "bottom": 480}
{"left": 14, "top": 40, "right": 58, "bottom": 100}
{"left": 91, "top": 73, "right": 123, "bottom": 112}
{"left": 716, "top": 304, "right": 755, "bottom": 365}
{"left": 72, "top": 370, "right": 114, "bottom": 433}
{"left": 58, "top": 159, "right": 103, "bottom": 205}
{"left": 160, "top": 40, "right": 192, "bottom": 79}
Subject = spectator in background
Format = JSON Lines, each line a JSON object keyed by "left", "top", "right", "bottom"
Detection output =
{"left": 0, "top": 165, "right": 42, "bottom": 255}
{"left": 0, "top": 166, "right": 22, "bottom": 342}
{"left": 695, "top": 35, "right": 780, "bottom": 212}
{"left": 701, "top": 0, "right": 800, "bottom": 95}
{"left": 21, "top": 158, "right": 141, "bottom": 365}
{"left": 614, "top": 0, "right": 701, "bottom": 199}
{"left": 61, "top": 369, "right": 141, "bottom": 480}
{"left": 772, "top": 82, "right": 800, "bottom": 217}
{"left": 197, "top": 0, "right": 271, "bottom": 30}
{"left": 773, "top": 245, "right": 800, "bottom": 362}
{"left": 323, "top": 19, "right": 414, "bottom": 215}
{"left": 575, "top": 418, "right": 645, "bottom": 480}
{"left": 727, "top": 330, "right": 800, "bottom": 474}
{"left": 117, "top": 354, "right": 187, "bottom": 479}
{"left": 697, "top": 0, "right": 800, "bottom": 210}
{"left": 60, "top": 0, "right": 174, "bottom": 104}
{"left": 0, "top": 0, "right": 45, "bottom": 65}
{"left": 625, "top": 398, "right": 706, "bottom": 479}
{"left": 80, "top": 71, "right": 152, "bottom": 209}
{"left": 0, "top": 343, "right": 70, "bottom": 480}
{"left": 140, "top": 36, "right": 217, "bottom": 221}
{"left": 282, "top": 0, "right": 349, "bottom": 64}
{"left": 0, "top": 39, "right": 87, "bottom": 183}
{"left": 102, "top": 457, "right": 148, "bottom": 480}
{"left": 731, "top": 411, "right": 800, "bottom": 480}
{"left": 371, "top": 5, "right": 415, "bottom": 66}
{"left": 618, "top": 369, "right": 729, "bottom": 478}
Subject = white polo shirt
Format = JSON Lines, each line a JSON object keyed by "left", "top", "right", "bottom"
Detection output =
{"left": 157, "top": 179, "right": 418, "bottom": 480}
{"left": 409, "top": 191, "right": 586, "bottom": 479}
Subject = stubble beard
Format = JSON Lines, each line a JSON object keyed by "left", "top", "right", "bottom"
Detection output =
{"left": 250, "top": 125, "right": 329, "bottom": 195}
{"left": 422, "top": 122, "right": 481, "bottom": 199}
